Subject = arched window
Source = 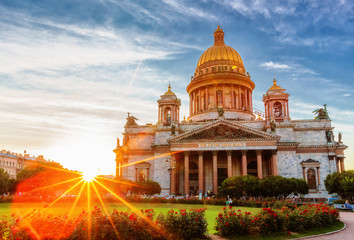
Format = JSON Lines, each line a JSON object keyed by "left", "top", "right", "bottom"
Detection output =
{"left": 217, "top": 90, "right": 223, "bottom": 108}
{"left": 307, "top": 168, "right": 316, "bottom": 189}
{"left": 273, "top": 102, "right": 283, "bottom": 117}
{"left": 164, "top": 107, "right": 171, "bottom": 122}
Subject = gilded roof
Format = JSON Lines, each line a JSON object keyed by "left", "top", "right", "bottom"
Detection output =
{"left": 163, "top": 84, "right": 176, "bottom": 96}
{"left": 196, "top": 26, "right": 244, "bottom": 69}
{"left": 269, "top": 78, "right": 282, "bottom": 90}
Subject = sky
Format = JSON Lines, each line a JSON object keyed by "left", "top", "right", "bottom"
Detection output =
{"left": 0, "top": 0, "right": 353, "bottom": 175}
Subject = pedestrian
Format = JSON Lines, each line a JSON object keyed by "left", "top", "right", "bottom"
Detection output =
{"left": 226, "top": 195, "right": 231, "bottom": 206}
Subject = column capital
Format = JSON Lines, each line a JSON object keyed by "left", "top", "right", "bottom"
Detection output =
{"left": 256, "top": 150, "right": 262, "bottom": 155}
{"left": 241, "top": 150, "right": 247, "bottom": 156}
{"left": 198, "top": 151, "right": 204, "bottom": 156}
{"left": 226, "top": 150, "right": 232, "bottom": 156}
{"left": 212, "top": 150, "right": 218, "bottom": 156}
{"left": 184, "top": 151, "right": 190, "bottom": 157}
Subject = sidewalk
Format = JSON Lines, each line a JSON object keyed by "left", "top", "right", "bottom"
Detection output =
{"left": 307, "top": 211, "right": 353, "bottom": 240}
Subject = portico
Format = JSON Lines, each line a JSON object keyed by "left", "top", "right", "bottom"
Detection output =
{"left": 168, "top": 119, "right": 280, "bottom": 195}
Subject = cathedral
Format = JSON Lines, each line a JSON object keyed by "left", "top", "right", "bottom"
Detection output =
{"left": 114, "top": 26, "right": 347, "bottom": 197}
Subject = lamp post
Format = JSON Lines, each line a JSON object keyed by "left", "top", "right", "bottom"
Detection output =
{"left": 168, "top": 167, "right": 173, "bottom": 195}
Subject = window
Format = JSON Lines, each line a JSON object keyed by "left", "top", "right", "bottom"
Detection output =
{"left": 307, "top": 169, "right": 316, "bottom": 189}
{"left": 217, "top": 90, "right": 223, "bottom": 108}
{"left": 164, "top": 107, "right": 171, "bottom": 122}
{"left": 273, "top": 102, "right": 283, "bottom": 117}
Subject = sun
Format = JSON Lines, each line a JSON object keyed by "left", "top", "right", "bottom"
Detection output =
{"left": 82, "top": 170, "right": 97, "bottom": 182}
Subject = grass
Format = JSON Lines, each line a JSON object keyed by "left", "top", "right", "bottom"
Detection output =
{"left": 0, "top": 202, "right": 259, "bottom": 234}
{"left": 0, "top": 202, "right": 345, "bottom": 238}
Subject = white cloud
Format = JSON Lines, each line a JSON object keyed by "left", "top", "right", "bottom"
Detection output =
{"left": 260, "top": 61, "right": 291, "bottom": 69}
{"left": 162, "top": 0, "right": 218, "bottom": 21}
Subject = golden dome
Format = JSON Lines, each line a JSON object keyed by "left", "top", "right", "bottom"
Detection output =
{"left": 269, "top": 78, "right": 282, "bottom": 90}
{"left": 163, "top": 84, "right": 176, "bottom": 96}
{"left": 196, "top": 26, "right": 245, "bottom": 70}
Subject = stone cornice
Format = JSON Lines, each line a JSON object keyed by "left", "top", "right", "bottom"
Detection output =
{"left": 293, "top": 127, "right": 334, "bottom": 131}
{"left": 168, "top": 119, "right": 280, "bottom": 143}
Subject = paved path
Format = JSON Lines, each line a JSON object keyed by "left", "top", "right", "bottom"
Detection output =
{"left": 307, "top": 211, "right": 353, "bottom": 240}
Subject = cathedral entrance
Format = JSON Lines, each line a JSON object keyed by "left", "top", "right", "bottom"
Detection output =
{"left": 189, "top": 162, "right": 198, "bottom": 194}
{"left": 247, "top": 161, "right": 257, "bottom": 176}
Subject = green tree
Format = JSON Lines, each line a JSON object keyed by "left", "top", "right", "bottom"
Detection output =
{"left": 0, "top": 168, "right": 10, "bottom": 195}
{"left": 291, "top": 178, "right": 309, "bottom": 197}
{"left": 325, "top": 171, "right": 354, "bottom": 202}
{"left": 218, "top": 176, "right": 245, "bottom": 198}
{"left": 243, "top": 175, "right": 260, "bottom": 197}
{"left": 142, "top": 180, "right": 161, "bottom": 195}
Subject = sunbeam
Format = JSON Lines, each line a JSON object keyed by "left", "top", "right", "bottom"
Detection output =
{"left": 91, "top": 181, "right": 120, "bottom": 239}
{"left": 121, "top": 151, "right": 183, "bottom": 168}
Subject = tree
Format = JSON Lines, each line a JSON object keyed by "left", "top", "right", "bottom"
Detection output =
{"left": 243, "top": 175, "right": 260, "bottom": 197}
{"left": 218, "top": 176, "right": 245, "bottom": 198}
{"left": 291, "top": 178, "right": 308, "bottom": 197}
{"left": 142, "top": 180, "right": 161, "bottom": 195}
{"left": 325, "top": 171, "right": 354, "bottom": 202}
{"left": 0, "top": 168, "right": 10, "bottom": 195}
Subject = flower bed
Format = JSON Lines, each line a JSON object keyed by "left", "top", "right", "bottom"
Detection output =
{"left": 215, "top": 203, "right": 340, "bottom": 237}
{"left": 0, "top": 207, "right": 207, "bottom": 240}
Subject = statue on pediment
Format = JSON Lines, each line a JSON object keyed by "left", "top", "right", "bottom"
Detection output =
{"left": 313, "top": 104, "right": 330, "bottom": 120}
{"left": 326, "top": 130, "right": 334, "bottom": 143}
{"left": 217, "top": 107, "right": 224, "bottom": 117}
{"left": 171, "top": 124, "right": 176, "bottom": 135}
{"left": 338, "top": 132, "right": 343, "bottom": 143}
{"left": 125, "top": 112, "right": 138, "bottom": 126}
{"left": 270, "top": 121, "right": 276, "bottom": 133}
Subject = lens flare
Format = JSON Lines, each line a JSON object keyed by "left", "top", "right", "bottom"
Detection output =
{"left": 82, "top": 170, "right": 97, "bottom": 182}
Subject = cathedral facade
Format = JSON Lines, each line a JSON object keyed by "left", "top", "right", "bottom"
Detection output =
{"left": 114, "top": 26, "right": 347, "bottom": 197}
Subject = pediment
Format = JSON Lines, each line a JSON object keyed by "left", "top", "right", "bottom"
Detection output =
{"left": 168, "top": 119, "right": 279, "bottom": 143}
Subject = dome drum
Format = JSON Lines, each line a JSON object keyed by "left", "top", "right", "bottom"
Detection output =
{"left": 187, "top": 26, "right": 255, "bottom": 122}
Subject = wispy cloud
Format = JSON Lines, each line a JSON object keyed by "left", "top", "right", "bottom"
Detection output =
{"left": 260, "top": 61, "right": 290, "bottom": 70}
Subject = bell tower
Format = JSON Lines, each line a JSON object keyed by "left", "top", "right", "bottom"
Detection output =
{"left": 157, "top": 84, "right": 181, "bottom": 126}
{"left": 263, "top": 78, "right": 290, "bottom": 123}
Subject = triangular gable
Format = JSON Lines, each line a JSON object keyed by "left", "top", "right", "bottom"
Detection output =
{"left": 168, "top": 119, "right": 279, "bottom": 143}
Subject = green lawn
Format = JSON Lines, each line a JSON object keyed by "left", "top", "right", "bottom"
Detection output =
{"left": 0, "top": 202, "right": 345, "bottom": 238}
{"left": 0, "top": 202, "right": 259, "bottom": 234}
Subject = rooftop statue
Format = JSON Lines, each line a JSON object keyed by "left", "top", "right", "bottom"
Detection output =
{"left": 313, "top": 104, "right": 330, "bottom": 120}
{"left": 217, "top": 107, "right": 224, "bottom": 117}
{"left": 125, "top": 112, "right": 138, "bottom": 126}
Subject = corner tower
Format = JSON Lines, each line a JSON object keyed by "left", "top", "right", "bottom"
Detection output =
{"left": 263, "top": 78, "right": 290, "bottom": 123}
{"left": 186, "top": 26, "right": 255, "bottom": 121}
{"left": 157, "top": 84, "right": 181, "bottom": 126}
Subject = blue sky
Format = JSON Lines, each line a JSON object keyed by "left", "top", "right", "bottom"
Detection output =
{"left": 0, "top": 0, "right": 353, "bottom": 174}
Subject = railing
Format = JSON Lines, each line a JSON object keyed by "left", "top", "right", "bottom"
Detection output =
{"left": 253, "top": 107, "right": 265, "bottom": 119}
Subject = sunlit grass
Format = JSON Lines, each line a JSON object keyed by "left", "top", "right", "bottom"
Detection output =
{"left": 2, "top": 202, "right": 259, "bottom": 234}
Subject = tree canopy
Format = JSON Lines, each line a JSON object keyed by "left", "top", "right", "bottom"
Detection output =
{"left": 325, "top": 170, "right": 354, "bottom": 202}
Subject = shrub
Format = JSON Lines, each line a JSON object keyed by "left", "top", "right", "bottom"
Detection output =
{"left": 257, "top": 208, "right": 285, "bottom": 234}
{"left": 215, "top": 207, "right": 252, "bottom": 236}
{"left": 333, "top": 199, "right": 345, "bottom": 204}
{"left": 215, "top": 203, "right": 340, "bottom": 237}
{"left": 157, "top": 208, "right": 208, "bottom": 240}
